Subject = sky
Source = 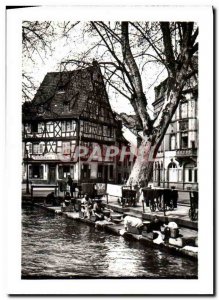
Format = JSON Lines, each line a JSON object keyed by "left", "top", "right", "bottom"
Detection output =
{"left": 23, "top": 21, "right": 168, "bottom": 117}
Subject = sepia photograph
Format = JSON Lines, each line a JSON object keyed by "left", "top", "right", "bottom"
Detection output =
{"left": 5, "top": 4, "right": 214, "bottom": 295}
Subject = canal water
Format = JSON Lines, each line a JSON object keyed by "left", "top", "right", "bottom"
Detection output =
{"left": 22, "top": 205, "right": 198, "bottom": 279}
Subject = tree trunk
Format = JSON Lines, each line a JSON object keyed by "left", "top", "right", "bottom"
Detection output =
{"left": 123, "top": 22, "right": 195, "bottom": 188}
{"left": 127, "top": 138, "right": 155, "bottom": 187}
{"left": 127, "top": 84, "right": 182, "bottom": 187}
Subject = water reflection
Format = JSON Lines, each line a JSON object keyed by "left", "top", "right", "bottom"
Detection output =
{"left": 22, "top": 205, "right": 198, "bottom": 279}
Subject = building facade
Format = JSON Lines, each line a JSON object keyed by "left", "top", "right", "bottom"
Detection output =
{"left": 22, "top": 65, "right": 132, "bottom": 185}
{"left": 152, "top": 76, "right": 198, "bottom": 190}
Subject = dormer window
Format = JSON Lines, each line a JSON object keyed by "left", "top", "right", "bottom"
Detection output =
{"left": 38, "top": 105, "right": 44, "bottom": 114}
{"left": 63, "top": 101, "right": 70, "bottom": 112}
{"left": 57, "top": 85, "right": 66, "bottom": 94}
{"left": 31, "top": 122, "right": 38, "bottom": 133}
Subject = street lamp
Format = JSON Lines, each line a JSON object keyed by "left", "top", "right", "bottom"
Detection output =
{"left": 25, "top": 148, "right": 30, "bottom": 194}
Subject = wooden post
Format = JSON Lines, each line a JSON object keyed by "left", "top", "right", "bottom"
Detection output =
{"left": 31, "top": 186, "right": 33, "bottom": 202}
{"left": 163, "top": 193, "right": 166, "bottom": 216}
{"left": 25, "top": 149, "right": 30, "bottom": 194}
{"left": 142, "top": 200, "right": 145, "bottom": 213}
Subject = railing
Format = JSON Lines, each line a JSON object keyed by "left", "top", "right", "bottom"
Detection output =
{"left": 31, "top": 184, "right": 59, "bottom": 200}
{"left": 176, "top": 148, "right": 197, "bottom": 157}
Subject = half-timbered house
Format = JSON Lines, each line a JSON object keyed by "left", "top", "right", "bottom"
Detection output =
{"left": 22, "top": 65, "right": 132, "bottom": 185}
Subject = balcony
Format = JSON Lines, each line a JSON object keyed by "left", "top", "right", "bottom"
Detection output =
{"left": 175, "top": 148, "right": 197, "bottom": 165}
{"left": 176, "top": 148, "right": 197, "bottom": 157}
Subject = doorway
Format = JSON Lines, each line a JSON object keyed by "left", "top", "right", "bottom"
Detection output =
{"left": 48, "top": 164, "right": 56, "bottom": 183}
{"left": 104, "top": 165, "right": 108, "bottom": 183}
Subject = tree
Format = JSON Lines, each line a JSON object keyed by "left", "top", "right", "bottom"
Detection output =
{"left": 120, "top": 22, "right": 198, "bottom": 186}
{"left": 22, "top": 21, "right": 198, "bottom": 186}
{"left": 22, "top": 21, "right": 55, "bottom": 101}
{"left": 22, "top": 21, "right": 79, "bottom": 101}
{"left": 63, "top": 21, "right": 198, "bottom": 186}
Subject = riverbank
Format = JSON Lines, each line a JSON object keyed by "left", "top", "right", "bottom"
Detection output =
{"left": 22, "top": 192, "right": 198, "bottom": 230}
{"left": 32, "top": 202, "right": 198, "bottom": 261}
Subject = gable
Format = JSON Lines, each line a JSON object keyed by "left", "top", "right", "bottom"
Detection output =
{"left": 23, "top": 65, "right": 116, "bottom": 125}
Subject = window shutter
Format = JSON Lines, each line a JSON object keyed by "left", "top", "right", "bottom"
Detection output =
{"left": 38, "top": 123, "right": 42, "bottom": 133}
{"left": 59, "top": 166, "right": 64, "bottom": 179}
{"left": 62, "top": 121, "right": 65, "bottom": 132}
{"left": 28, "top": 143, "right": 32, "bottom": 154}
{"left": 29, "top": 166, "right": 32, "bottom": 178}
{"left": 39, "top": 143, "right": 44, "bottom": 154}
{"left": 40, "top": 166, "right": 44, "bottom": 179}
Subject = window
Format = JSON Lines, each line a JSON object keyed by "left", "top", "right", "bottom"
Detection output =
{"left": 46, "top": 122, "right": 53, "bottom": 133}
{"left": 63, "top": 166, "right": 70, "bottom": 178}
{"left": 110, "top": 127, "right": 114, "bottom": 138}
{"left": 184, "top": 163, "right": 197, "bottom": 183}
{"left": 32, "top": 143, "right": 43, "bottom": 154}
{"left": 194, "top": 169, "right": 198, "bottom": 182}
{"left": 31, "top": 122, "right": 38, "bottom": 133}
{"left": 58, "top": 165, "right": 72, "bottom": 179}
{"left": 181, "top": 133, "right": 188, "bottom": 149}
{"left": 62, "top": 121, "right": 65, "bottom": 132}
{"left": 82, "top": 164, "right": 90, "bottom": 179}
{"left": 90, "top": 164, "right": 97, "bottom": 179}
{"left": 62, "top": 142, "right": 71, "bottom": 155}
{"left": 103, "top": 126, "right": 108, "bottom": 137}
{"left": 38, "top": 105, "right": 44, "bottom": 114}
{"left": 170, "top": 135, "right": 176, "bottom": 150}
{"left": 180, "top": 101, "right": 188, "bottom": 118}
{"left": 66, "top": 121, "right": 72, "bottom": 131}
{"left": 109, "top": 165, "right": 114, "bottom": 179}
{"left": 188, "top": 169, "right": 193, "bottom": 182}
{"left": 26, "top": 143, "right": 32, "bottom": 154}
{"left": 46, "top": 141, "right": 56, "bottom": 153}
{"left": 38, "top": 123, "right": 43, "bottom": 133}
{"left": 25, "top": 124, "right": 31, "bottom": 134}
{"left": 57, "top": 85, "right": 66, "bottom": 94}
{"left": 179, "top": 120, "right": 189, "bottom": 131}
{"left": 98, "top": 165, "right": 103, "bottom": 178}
{"left": 29, "top": 165, "right": 43, "bottom": 179}
{"left": 168, "top": 162, "right": 178, "bottom": 182}
{"left": 63, "top": 101, "right": 70, "bottom": 112}
{"left": 154, "top": 162, "right": 161, "bottom": 184}
{"left": 191, "top": 141, "right": 196, "bottom": 149}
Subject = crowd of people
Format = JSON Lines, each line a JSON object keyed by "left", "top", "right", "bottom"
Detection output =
{"left": 44, "top": 176, "right": 180, "bottom": 233}
{"left": 44, "top": 175, "right": 106, "bottom": 221}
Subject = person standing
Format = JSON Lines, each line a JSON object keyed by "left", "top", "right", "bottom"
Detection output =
{"left": 81, "top": 194, "right": 91, "bottom": 218}
{"left": 67, "top": 175, "right": 74, "bottom": 198}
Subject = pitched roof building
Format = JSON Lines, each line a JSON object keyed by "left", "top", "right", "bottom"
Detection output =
{"left": 151, "top": 70, "right": 198, "bottom": 191}
{"left": 22, "top": 65, "right": 133, "bottom": 185}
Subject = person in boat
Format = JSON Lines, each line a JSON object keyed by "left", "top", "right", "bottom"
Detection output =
{"left": 92, "top": 199, "right": 104, "bottom": 221}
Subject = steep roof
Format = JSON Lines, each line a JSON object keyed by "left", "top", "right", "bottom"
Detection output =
{"left": 22, "top": 65, "right": 115, "bottom": 125}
